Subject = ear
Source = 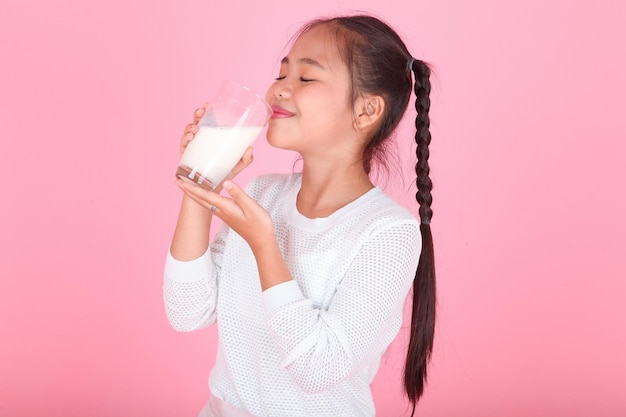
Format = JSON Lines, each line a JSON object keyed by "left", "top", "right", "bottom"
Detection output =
{"left": 354, "top": 95, "right": 385, "bottom": 131}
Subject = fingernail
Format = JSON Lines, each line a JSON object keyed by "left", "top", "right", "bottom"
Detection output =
{"left": 223, "top": 181, "right": 233, "bottom": 190}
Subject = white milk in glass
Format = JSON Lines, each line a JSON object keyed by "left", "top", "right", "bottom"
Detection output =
{"left": 179, "top": 125, "right": 262, "bottom": 188}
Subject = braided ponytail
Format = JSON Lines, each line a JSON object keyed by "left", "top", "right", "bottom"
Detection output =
{"left": 404, "top": 58, "right": 436, "bottom": 416}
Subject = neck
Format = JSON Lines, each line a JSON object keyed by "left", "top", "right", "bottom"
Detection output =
{"left": 296, "top": 157, "right": 374, "bottom": 219}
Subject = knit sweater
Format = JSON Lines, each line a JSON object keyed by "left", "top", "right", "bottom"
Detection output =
{"left": 164, "top": 173, "right": 421, "bottom": 417}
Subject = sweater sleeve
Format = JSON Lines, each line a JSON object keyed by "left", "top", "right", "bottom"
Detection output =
{"left": 262, "top": 220, "right": 421, "bottom": 393}
{"left": 162, "top": 224, "right": 228, "bottom": 332}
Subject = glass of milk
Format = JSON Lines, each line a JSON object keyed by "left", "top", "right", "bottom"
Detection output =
{"left": 176, "top": 81, "right": 272, "bottom": 190}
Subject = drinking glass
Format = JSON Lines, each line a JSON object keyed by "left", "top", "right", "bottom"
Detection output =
{"left": 176, "top": 81, "right": 272, "bottom": 190}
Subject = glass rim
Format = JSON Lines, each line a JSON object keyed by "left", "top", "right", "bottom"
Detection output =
{"left": 219, "top": 80, "right": 272, "bottom": 116}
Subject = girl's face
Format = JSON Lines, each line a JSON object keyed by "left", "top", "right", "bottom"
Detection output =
{"left": 265, "top": 25, "right": 359, "bottom": 157}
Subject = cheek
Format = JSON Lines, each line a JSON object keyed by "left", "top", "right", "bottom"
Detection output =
{"left": 312, "top": 95, "right": 354, "bottom": 128}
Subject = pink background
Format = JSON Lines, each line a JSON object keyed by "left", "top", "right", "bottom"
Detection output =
{"left": 1, "top": 0, "right": 625, "bottom": 416}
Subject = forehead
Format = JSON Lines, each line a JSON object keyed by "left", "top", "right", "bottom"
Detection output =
{"left": 286, "top": 24, "right": 345, "bottom": 69}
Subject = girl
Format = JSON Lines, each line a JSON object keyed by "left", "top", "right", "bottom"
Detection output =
{"left": 164, "top": 14, "right": 436, "bottom": 417}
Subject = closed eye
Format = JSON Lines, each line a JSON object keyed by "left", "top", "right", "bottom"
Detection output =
{"left": 274, "top": 76, "right": 314, "bottom": 82}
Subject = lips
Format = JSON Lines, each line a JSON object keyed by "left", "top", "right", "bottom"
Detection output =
{"left": 271, "top": 105, "right": 295, "bottom": 118}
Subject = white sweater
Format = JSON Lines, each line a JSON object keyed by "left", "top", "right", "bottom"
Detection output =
{"left": 164, "top": 173, "right": 421, "bottom": 417}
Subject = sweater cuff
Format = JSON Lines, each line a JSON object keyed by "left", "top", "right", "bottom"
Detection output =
{"left": 262, "top": 280, "right": 305, "bottom": 314}
{"left": 164, "top": 246, "right": 213, "bottom": 283}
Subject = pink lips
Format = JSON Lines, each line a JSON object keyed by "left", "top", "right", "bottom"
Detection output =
{"left": 271, "top": 105, "right": 295, "bottom": 119}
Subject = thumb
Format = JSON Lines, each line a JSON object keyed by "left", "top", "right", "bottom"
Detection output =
{"left": 223, "top": 180, "right": 246, "bottom": 204}
{"left": 223, "top": 180, "right": 256, "bottom": 215}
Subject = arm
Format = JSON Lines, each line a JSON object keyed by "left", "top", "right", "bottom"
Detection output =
{"left": 164, "top": 105, "right": 253, "bottom": 331}
{"left": 170, "top": 194, "right": 214, "bottom": 261}
{"left": 264, "top": 221, "right": 421, "bottom": 393}
{"left": 163, "top": 215, "right": 229, "bottom": 332}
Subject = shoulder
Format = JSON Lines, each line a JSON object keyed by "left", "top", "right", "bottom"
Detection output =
{"left": 357, "top": 192, "right": 422, "bottom": 263}
{"left": 324, "top": 188, "right": 420, "bottom": 252}
{"left": 353, "top": 190, "right": 421, "bottom": 249}
{"left": 364, "top": 189, "right": 419, "bottom": 229}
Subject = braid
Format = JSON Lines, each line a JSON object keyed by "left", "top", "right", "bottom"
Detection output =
{"left": 405, "top": 58, "right": 436, "bottom": 416}
{"left": 412, "top": 60, "right": 433, "bottom": 224}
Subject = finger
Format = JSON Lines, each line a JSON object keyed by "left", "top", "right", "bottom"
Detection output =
{"left": 183, "top": 123, "right": 199, "bottom": 135}
{"left": 192, "top": 107, "right": 204, "bottom": 124}
{"left": 181, "top": 188, "right": 211, "bottom": 211}
{"left": 231, "top": 147, "right": 254, "bottom": 176}
{"left": 180, "top": 125, "right": 200, "bottom": 156}
{"left": 177, "top": 180, "right": 242, "bottom": 218}
{"left": 222, "top": 181, "right": 252, "bottom": 211}
{"left": 181, "top": 131, "right": 194, "bottom": 145}
{"left": 177, "top": 183, "right": 209, "bottom": 210}
{"left": 176, "top": 180, "right": 221, "bottom": 210}
{"left": 193, "top": 103, "right": 210, "bottom": 124}
{"left": 180, "top": 132, "right": 195, "bottom": 156}
{"left": 241, "top": 146, "right": 254, "bottom": 164}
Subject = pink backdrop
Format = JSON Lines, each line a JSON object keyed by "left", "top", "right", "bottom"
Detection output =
{"left": 1, "top": 0, "right": 625, "bottom": 416}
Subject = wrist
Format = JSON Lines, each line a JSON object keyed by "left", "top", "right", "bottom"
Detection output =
{"left": 249, "top": 232, "right": 279, "bottom": 257}
{"left": 252, "top": 237, "right": 293, "bottom": 291}
{"left": 181, "top": 193, "right": 213, "bottom": 217}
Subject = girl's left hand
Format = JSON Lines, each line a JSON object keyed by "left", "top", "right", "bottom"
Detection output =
{"left": 176, "top": 179, "right": 275, "bottom": 251}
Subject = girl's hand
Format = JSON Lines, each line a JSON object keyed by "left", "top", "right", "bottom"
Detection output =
{"left": 176, "top": 180, "right": 275, "bottom": 251}
{"left": 180, "top": 104, "right": 208, "bottom": 158}
{"left": 179, "top": 104, "right": 254, "bottom": 193}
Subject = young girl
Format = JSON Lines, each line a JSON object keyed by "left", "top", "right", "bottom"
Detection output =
{"left": 164, "top": 14, "right": 436, "bottom": 417}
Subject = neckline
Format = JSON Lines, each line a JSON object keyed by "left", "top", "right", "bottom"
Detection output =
{"left": 286, "top": 174, "right": 381, "bottom": 230}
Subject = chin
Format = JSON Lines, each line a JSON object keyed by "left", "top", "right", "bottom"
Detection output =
{"left": 266, "top": 137, "right": 293, "bottom": 151}
{"left": 266, "top": 127, "right": 297, "bottom": 151}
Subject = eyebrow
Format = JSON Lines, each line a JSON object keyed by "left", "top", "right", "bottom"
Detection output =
{"left": 280, "top": 56, "right": 326, "bottom": 70}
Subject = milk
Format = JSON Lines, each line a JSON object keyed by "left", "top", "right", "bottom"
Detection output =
{"left": 179, "top": 125, "right": 263, "bottom": 188}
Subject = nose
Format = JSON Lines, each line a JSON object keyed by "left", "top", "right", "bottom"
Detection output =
{"left": 269, "top": 80, "right": 291, "bottom": 100}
